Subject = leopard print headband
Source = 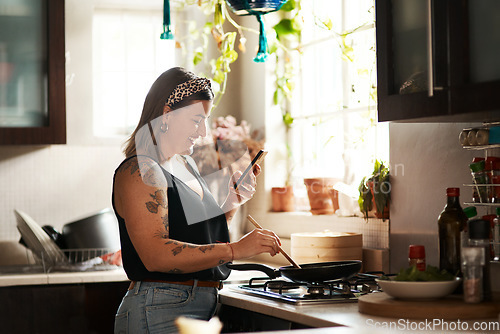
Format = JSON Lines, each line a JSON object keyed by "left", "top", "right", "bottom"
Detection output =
{"left": 165, "top": 77, "right": 212, "bottom": 108}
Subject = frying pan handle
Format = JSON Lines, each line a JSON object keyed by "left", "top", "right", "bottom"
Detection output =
{"left": 226, "top": 263, "right": 281, "bottom": 279}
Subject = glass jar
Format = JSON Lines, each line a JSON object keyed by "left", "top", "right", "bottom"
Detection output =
{"left": 468, "top": 219, "right": 492, "bottom": 301}
{"left": 462, "top": 246, "right": 484, "bottom": 303}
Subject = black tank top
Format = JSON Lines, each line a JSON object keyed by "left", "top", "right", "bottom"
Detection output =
{"left": 112, "top": 155, "right": 231, "bottom": 282}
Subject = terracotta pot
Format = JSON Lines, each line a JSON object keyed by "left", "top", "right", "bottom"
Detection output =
{"left": 271, "top": 186, "right": 295, "bottom": 212}
{"left": 328, "top": 188, "right": 340, "bottom": 213}
{"left": 304, "top": 178, "right": 338, "bottom": 215}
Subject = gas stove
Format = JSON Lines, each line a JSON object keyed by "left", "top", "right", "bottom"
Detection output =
{"left": 232, "top": 272, "right": 384, "bottom": 305}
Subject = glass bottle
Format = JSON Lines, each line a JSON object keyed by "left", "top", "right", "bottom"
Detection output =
{"left": 438, "top": 188, "right": 468, "bottom": 276}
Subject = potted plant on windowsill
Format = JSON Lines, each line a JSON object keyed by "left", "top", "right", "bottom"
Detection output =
{"left": 358, "top": 160, "right": 390, "bottom": 220}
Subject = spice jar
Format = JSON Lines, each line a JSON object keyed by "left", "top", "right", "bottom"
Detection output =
{"left": 470, "top": 160, "right": 489, "bottom": 203}
{"left": 462, "top": 246, "right": 484, "bottom": 303}
{"left": 408, "top": 245, "right": 426, "bottom": 271}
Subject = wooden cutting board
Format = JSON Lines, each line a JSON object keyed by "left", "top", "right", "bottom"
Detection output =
{"left": 358, "top": 292, "right": 500, "bottom": 320}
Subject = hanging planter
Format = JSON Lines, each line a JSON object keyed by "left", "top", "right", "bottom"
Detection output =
{"left": 225, "top": 0, "right": 288, "bottom": 62}
{"left": 160, "top": 0, "right": 174, "bottom": 40}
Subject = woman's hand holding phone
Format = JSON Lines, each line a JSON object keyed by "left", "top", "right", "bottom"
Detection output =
{"left": 228, "top": 150, "right": 266, "bottom": 205}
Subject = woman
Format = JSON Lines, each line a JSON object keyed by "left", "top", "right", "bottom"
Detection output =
{"left": 112, "top": 67, "right": 280, "bottom": 334}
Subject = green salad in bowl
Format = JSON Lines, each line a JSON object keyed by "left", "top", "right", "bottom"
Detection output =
{"left": 382, "top": 265, "right": 456, "bottom": 281}
{"left": 376, "top": 265, "right": 460, "bottom": 300}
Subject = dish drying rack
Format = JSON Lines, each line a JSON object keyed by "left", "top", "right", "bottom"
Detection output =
{"left": 28, "top": 247, "right": 122, "bottom": 273}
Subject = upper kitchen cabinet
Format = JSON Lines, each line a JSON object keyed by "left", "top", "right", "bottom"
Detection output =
{"left": 0, "top": 0, "right": 66, "bottom": 144}
{"left": 376, "top": 0, "right": 500, "bottom": 122}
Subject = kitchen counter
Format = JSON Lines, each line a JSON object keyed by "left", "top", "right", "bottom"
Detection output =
{"left": 219, "top": 285, "right": 500, "bottom": 333}
{"left": 220, "top": 269, "right": 500, "bottom": 333}
{"left": 0, "top": 267, "right": 128, "bottom": 287}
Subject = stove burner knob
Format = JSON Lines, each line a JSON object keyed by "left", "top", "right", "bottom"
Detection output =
{"left": 361, "top": 284, "right": 372, "bottom": 293}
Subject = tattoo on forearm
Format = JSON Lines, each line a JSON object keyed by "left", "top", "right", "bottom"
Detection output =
{"left": 198, "top": 245, "right": 215, "bottom": 253}
{"left": 218, "top": 259, "right": 225, "bottom": 265}
{"left": 165, "top": 240, "right": 211, "bottom": 256}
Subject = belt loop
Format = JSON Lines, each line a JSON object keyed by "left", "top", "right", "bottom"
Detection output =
{"left": 134, "top": 281, "right": 141, "bottom": 295}
{"left": 191, "top": 279, "right": 199, "bottom": 300}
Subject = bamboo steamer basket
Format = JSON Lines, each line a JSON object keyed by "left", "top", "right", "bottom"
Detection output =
{"left": 291, "top": 231, "right": 362, "bottom": 264}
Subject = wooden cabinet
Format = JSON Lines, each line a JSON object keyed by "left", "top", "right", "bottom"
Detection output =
{"left": 0, "top": 0, "right": 66, "bottom": 144}
{"left": 0, "top": 281, "right": 129, "bottom": 334}
{"left": 376, "top": 0, "right": 500, "bottom": 122}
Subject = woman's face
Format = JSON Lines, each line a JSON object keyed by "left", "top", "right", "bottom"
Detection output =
{"left": 162, "top": 100, "right": 212, "bottom": 157}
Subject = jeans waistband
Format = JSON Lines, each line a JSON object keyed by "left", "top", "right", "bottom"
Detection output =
{"left": 128, "top": 279, "right": 223, "bottom": 291}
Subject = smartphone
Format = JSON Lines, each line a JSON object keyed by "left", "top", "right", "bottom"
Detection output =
{"left": 233, "top": 150, "right": 268, "bottom": 190}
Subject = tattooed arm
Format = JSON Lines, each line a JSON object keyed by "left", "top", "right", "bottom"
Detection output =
{"left": 113, "top": 156, "right": 235, "bottom": 274}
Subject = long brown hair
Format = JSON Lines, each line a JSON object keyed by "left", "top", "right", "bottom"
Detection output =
{"left": 123, "top": 67, "right": 214, "bottom": 157}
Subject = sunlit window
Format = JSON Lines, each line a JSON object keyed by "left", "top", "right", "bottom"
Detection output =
{"left": 289, "top": 0, "right": 388, "bottom": 193}
{"left": 92, "top": 7, "right": 175, "bottom": 137}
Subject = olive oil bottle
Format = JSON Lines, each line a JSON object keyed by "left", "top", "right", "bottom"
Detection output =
{"left": 438, "top": 187, "right": 468, "bottom": 276}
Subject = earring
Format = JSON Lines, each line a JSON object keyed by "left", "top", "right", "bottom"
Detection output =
{"left": 160, "top": 123, "right": 168, "bottom": 133}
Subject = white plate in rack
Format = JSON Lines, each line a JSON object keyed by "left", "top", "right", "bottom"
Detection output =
{"left": 15, "top": 209, "right": 67, "bottom": 267}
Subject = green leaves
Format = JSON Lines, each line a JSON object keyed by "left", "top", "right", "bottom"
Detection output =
{"left": 394, "top": 265, "right": 455, "bottom": 281}
{"left": 282, "top": 111, "right": 294, "bottom": 128}
{"left": 212, "top": 32, "right": 238, "bottom": 91}
{"left": 358, "top": 160, "right": 390, "bottom": 220}
{"left": 273, "top": 18, "right": 302, "bottom": 41}
{"left": 214, "top": 1, "right": 224, "bottom": 26}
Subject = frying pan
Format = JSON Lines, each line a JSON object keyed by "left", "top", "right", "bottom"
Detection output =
{"left": 226, "top": 260, "right": 362, "bottom": 283}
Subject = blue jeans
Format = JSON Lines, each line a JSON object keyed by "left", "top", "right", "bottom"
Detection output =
{"left": 114, "top": 281, "right": 219, "bottom": 334}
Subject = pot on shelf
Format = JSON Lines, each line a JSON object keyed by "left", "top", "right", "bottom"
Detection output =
{"left": 304, "top": 178, "right": 339, "bottom": 215}
{"left": 271, "top": 186, "right": 295, "bottom": 212}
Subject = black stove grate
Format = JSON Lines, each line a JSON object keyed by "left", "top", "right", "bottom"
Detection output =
{"left": 236, "top": 271, "right": 386, "bottom": 305}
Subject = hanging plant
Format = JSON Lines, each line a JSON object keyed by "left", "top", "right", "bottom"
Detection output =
{"left": 225, "top": 0, "right": 289, "bottom": 62}
{"left": 160, "top": 0, "right": 174, "bottom": 40}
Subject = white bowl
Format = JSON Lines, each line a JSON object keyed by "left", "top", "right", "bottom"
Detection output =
{"left": 375, "top": 277, "right": 461, "bottom": 300}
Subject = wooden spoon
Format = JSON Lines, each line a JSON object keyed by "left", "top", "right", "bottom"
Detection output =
{"left": 247, "top": 215, "right": 302, "bottom": 269}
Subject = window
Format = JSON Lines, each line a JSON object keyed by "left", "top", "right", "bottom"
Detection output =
{"left": 92, "top": 6, "right": 174, "bottom": 137}
{"left": 288, "top": 0, "right": 388, "bottom": 196}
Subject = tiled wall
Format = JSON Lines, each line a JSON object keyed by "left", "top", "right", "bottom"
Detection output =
{"left": 0, "top": 145, "right": 123, "bottom": 241}
{"left": 251, "top": 213, "right": 389, "bottom": 249}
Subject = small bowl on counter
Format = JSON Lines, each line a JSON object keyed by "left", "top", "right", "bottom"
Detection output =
{"left": 375, "top": 276, "right": 462, "bottom": 300}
